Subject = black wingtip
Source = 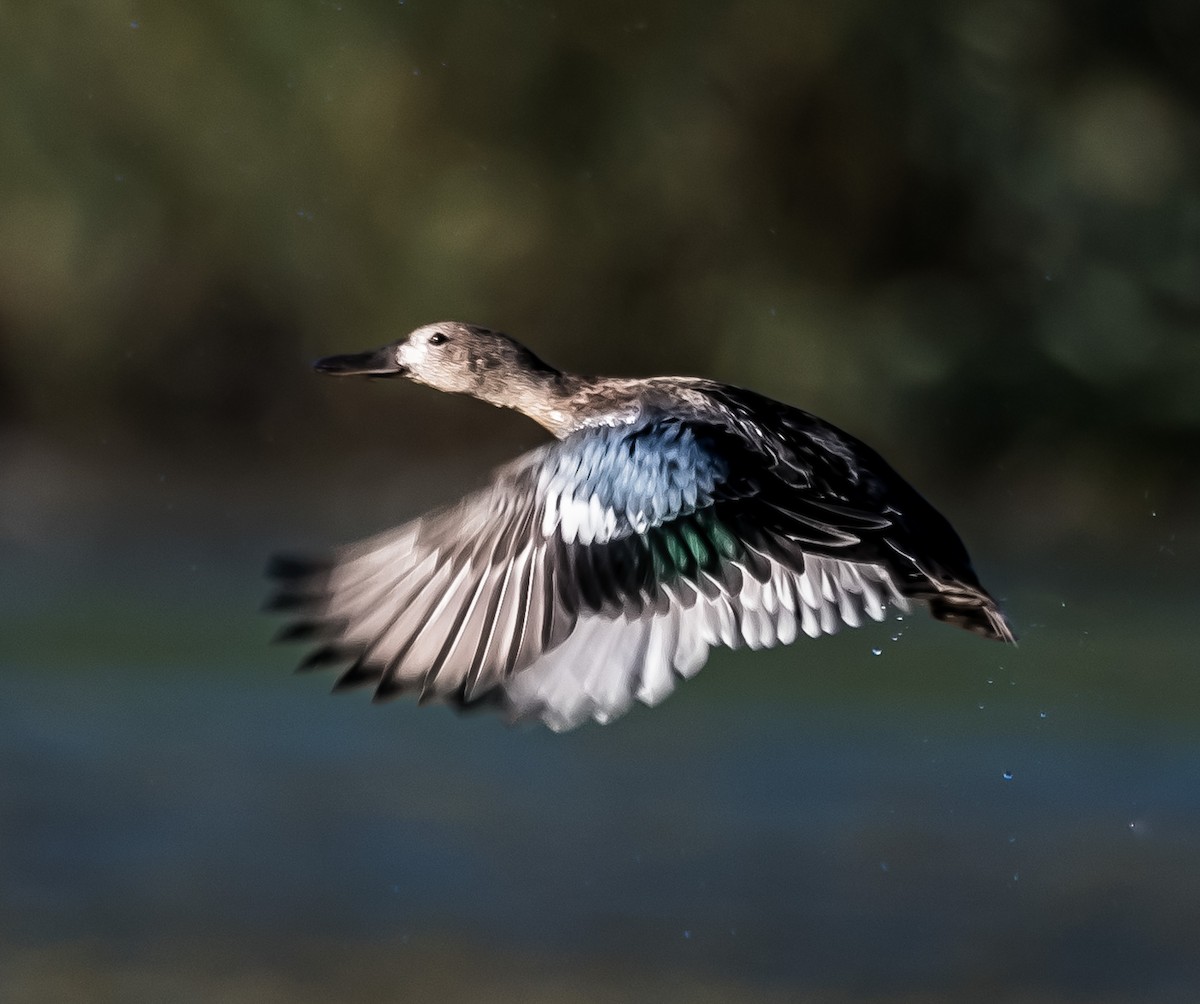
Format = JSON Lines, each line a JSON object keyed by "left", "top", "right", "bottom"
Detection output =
{"left": 331, "top": 660, "right": 384, "bottom": 692}
{"left": 446, "top": 685, "right": 507, "bottom": 715}
{"left": 273, "top": 621, "right": 324, "bottom": 644}
{"left": 264, "top": 552, "right": 332, "bottom": 612}
{"left": 266, "top": 553, "right": 333, "bottom": 581}
{"left": 370, "top": 675, "right": 419, "bottom": 704}
{"left": 262, "top": 590, "right": 323, "bottom": 613}
{"left": 297, "top": 644, "right": 354, "bottom": 672}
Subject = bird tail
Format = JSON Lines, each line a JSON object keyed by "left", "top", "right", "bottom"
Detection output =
{"left": 925, "top": 581, "right": 1016, "bottom": 644}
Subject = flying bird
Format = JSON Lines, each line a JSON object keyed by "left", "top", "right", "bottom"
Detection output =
{"left": 268, "top": 321, "right": 1014, "bottom": 731}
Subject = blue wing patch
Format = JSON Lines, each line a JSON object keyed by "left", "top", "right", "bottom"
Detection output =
{"left": 537, "top": 420, "right": 731, "bottom": 545}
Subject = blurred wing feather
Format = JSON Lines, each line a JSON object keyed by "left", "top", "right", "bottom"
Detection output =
{"left": 269, "top": 406, "right": 1008, "bottom": 730}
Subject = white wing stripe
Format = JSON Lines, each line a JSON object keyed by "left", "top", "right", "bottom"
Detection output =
{"left": 502, "top": 553, "right": 906, "bottom": 730}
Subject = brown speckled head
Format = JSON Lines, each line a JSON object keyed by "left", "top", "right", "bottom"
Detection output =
{"left": 313, "top": 321, "right": 585, "bottom": 435}
{"left": 394, "top": 322, "right": 558, "bottom": 395}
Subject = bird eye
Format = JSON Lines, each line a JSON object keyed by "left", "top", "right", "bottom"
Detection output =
{"left": 428, "top": 332, "right": 448, "bottom": 347}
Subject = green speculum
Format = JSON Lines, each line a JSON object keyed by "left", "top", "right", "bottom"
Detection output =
{"left": 639, "top": 510, "right": 743, "bottom": 586}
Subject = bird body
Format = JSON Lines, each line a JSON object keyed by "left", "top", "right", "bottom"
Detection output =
{"left": 270, "top": 322, "right": 1013, "bottom": 731}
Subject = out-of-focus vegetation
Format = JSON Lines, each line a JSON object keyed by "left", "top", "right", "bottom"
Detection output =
{"left": 5, "top": 10, "right": 1200, "bottom": 1001}
{"left": 1, "top": 1, "right": 1198, "bottom": 538}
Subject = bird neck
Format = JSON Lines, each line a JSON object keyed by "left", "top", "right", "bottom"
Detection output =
{"left": 474, "top": 366, "right": 590, "bottom": 438}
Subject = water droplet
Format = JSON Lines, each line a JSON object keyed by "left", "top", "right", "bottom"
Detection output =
{"left": 879, "top": 861, "right": 889, "bottom": 872}
{"left": 978, "top": 703, "right": 985, "bottom": 710}
{"left": 1038, "top": 711, "right": 1047, "bottom": 719}
{"left": 1012, "top": 871, "right": 1020, "bottom": 881}
{"left": 890, "top": 633, "right": 901, "bottom": 642}
{"left": 1002, "top": 771, "right": 1013, "bottom": 781}
{"left": 871, "top": 647, "right": 882, "bottom": 656}
{"left": 682, "top": 930, "right": 692, "bottom": 940}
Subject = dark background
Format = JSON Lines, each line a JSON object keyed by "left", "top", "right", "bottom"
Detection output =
{"left": 3, "top": 1, "right": 1199, "bottom": 524}
{"left": 2, "top": 3, "right": 1198, "bottom": 1001}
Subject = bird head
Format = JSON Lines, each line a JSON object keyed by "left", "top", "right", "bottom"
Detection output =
{"left": 314, "top": 321, "right": 557, "bottom": 397}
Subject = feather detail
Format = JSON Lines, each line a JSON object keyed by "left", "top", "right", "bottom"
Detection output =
{"left": 269, "top": 386, "right": 1013, "bottom": 730}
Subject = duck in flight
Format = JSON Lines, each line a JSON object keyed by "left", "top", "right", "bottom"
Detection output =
{"left": 268, "top": 321, "right": 1014, "bottom": 731}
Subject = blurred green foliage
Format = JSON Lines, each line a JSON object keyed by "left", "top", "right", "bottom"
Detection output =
{"left": 1, "top": 1, "right": 1197, "bottom": 527}
{"left": 3, "top": 12, "right": 1198, "bottom": 997}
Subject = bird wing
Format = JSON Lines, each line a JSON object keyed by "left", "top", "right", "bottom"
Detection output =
{"left": 268, "top": 417, "right": 916, "bottom": 729}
